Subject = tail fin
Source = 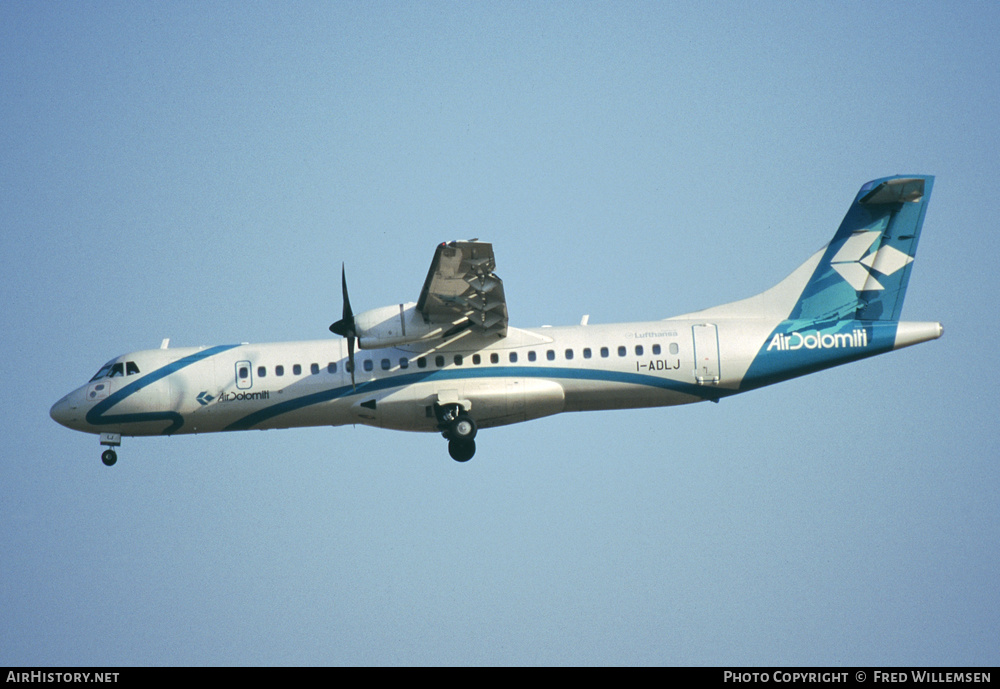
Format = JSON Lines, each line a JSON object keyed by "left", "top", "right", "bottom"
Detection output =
{"left": 790, "top": 175, "right": 934, "bottom": 322}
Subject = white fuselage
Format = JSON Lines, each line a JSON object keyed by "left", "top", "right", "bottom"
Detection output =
{"left": 51, "top": 307, "right": 944, "bottom": 443}
{"left": 52, "top": 318, "right": 750, "bottom": 439}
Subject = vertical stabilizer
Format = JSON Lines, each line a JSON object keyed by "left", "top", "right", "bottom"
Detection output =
{"left": 736, "top": 175, "right": 938, "bottom": 393}
{"left": 790, "top": 175, "right": 934, "bottom": 322}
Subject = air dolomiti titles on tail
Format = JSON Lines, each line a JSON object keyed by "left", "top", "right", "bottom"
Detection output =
{"left": 51, "top": 175, "right": 942, "bottom": 464}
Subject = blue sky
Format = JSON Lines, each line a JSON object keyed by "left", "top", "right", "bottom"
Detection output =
{"left": 2, "top": 1, "right": 998, "bottom": 666}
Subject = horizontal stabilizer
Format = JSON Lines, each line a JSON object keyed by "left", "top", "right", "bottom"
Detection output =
{"left": 860, "top": 177, "right": 925, "bottom": 205}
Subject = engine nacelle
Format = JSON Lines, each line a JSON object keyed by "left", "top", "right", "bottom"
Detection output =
{"left": 355, "top": 302, "right": 448, "bottom": 349}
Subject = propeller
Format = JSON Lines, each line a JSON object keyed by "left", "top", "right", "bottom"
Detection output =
{"left": 329, "top": 264, "right": 357, "bottom": 388}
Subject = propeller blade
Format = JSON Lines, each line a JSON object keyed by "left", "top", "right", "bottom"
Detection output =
{"left": 329, "top": 263, "right": 357, "bottom": 389}
{"left": 340, "top": 263, "right": 353, "bottom": 324}
{"left": 329, "top": 264, "right": 355, "bottom": 337}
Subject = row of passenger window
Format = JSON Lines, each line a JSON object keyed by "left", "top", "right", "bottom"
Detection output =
{"left": 254, "top": 343, "right": 680, "bottom": 378}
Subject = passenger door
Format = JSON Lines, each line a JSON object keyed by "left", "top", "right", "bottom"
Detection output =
{"left": 235, "top": 360, "right": 253, "bottom": 390}
{"left": 692, "top": 324, "right": 720, "bottom": 384}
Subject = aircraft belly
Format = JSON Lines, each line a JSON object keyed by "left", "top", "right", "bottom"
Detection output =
{"left": 351, "top": 377, "right": 566, "bottom": 432}
{"left": 560, "top": 378, "right": 698, "bottom": 412}
{"left": 484, "top": 378, "right": 564, "bottom": 429}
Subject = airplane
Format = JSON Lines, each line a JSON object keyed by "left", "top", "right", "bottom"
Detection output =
{"left": 51, "top": 175, "right": 942, "bottom": 465}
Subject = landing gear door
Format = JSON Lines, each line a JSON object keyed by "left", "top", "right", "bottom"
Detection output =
{"left": 692, "top": 324, "right": 720, "bottom": 385}
{"left": 235, "top": 360, "right": 253, "bottom": 390}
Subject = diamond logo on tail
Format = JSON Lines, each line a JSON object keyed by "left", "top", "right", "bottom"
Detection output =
{"left": 830, "top": 231, "right": 913, "bottom": 291}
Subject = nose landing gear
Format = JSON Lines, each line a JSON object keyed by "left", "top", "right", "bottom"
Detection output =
{"left": 100, "top": 432, "right": 121, "bottom": 467}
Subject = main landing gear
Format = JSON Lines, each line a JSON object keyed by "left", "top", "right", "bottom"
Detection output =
{"left": 436, "top": 403, "right": 478, "bottom": 462}
{"left": 100, "top": 432, "right": 121, "bottom": 466}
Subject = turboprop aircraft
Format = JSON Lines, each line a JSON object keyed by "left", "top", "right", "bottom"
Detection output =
{"left": 51, "top": 175, "right": 942, "bottom": 465}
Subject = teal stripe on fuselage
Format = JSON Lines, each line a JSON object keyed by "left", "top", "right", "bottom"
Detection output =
{"left": 224, "top": 365, "right": 725, "bottom": 431}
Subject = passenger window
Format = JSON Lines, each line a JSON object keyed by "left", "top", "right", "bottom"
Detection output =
{"left": 400, "top": 358, "right": 409, "bottom": 369}
{"left": 509, "top": 352, "right": 518, "bottom": 363}
{"left": 546, "top": 350, "right": 555, "bottom": 361}
{"left": 454, "top": 355, "right": 463, "bottom": 366}
{"left": 276, "top": 365, "right": 284, "bottom": 376}
{"left": 435, "top": 355, "right": 445, "bottom": 368}
{"left": 652, "top": 344, "right": 661, "bottom": 355}
{"left": 528, "top": 351, "right": 537, "bottom": 362}
{"left": 417, "top": 357, "right": 427, "bottom": 369}
{"left": 490, "top": 353, "right": 499, "bottom": 364}
{"left": 363, "top": 360, "right": 373, "bottom": 372}
{"left": 618, "top": 346, "right": 626, "bottom": 357}
{"left": 311, "top": 363, "right": 319, "bottom": 375}
{"left": 600, "top": 347, "right": 609, "bottom": 358}
{"left": 583, "top": 348, "right": 592, "bottom": 359}
{"left": 258, "top": 366, "right": 267, "bottom": 378}
{"left": 472, "top": 354, "right": 481, "bottom": 365}
{"left": 328, "top": 362, "right": 337, "bottom": 373}
{"left": 381, "top": 358, "right": 391, "bottom": 370}
{"left": 635, "top": 345, "right": 643, "bottom": 356}
{"left": 564, "top": 349, "right": 573, "bottom": 360}
{"left": 239, "top": 366, "right": 249, "bottom": 379}
{"left": 293, "top": 364, "right": 302, "bottom": 375}
{"left": 670, "top": 343, "right": 679, "bottom": 355}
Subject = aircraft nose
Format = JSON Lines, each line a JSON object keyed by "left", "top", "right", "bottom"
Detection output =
{"left": 50, "top": 396, "right": 68, "bottom": 424}
{"left": 50, "top": 394, "right": 79, "bottom": 429}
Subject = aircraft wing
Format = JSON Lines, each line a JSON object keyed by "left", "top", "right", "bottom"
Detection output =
{"left": 416, "top": 241, "right": 508, "bottom": 339}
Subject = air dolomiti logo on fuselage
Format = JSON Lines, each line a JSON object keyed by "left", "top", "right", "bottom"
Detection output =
{"left": 766, "top": 328, "right": 868, "bottom": 352}
{"left": 199, "top": 390, "right": 271, "bottom": 404}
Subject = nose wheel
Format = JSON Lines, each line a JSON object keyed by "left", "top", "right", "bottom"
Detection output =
{"left": 99, "top": 432, "right": 121, "bottom": 467}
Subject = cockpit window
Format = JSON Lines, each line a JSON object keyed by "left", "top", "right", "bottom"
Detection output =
{"left": 89, "top": 360, "right": 141, "bottom": 381}
{"left": 90, "top": 362, "right": 114, "bottom": 381}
